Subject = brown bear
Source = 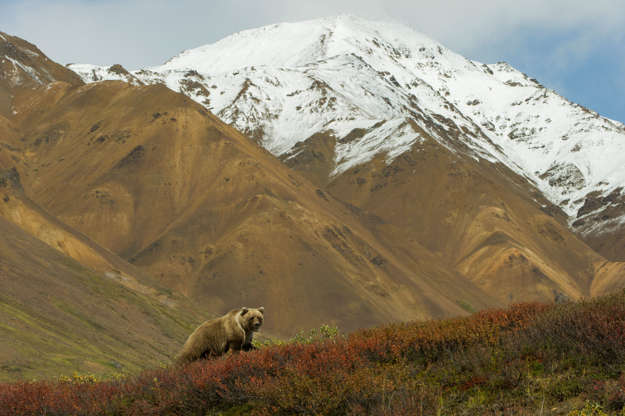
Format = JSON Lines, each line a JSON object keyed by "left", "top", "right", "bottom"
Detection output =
{"left": 175, "top": 306, "right": 264, "bottom": 365}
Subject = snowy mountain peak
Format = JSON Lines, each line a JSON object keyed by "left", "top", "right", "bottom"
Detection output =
{"left": 157, "top": 15, "right": 447, "bottom": 74}
{"left": 68, "top": 16, "right": 625, "bottom": 239}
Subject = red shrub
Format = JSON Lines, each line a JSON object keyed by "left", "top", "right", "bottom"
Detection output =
{"left": 3, "top": 295, "right": 625, "bottom": 415}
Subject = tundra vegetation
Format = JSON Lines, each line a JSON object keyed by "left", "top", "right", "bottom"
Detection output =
{"left": 3, "top": 293, "right": 625, "bottom": 415}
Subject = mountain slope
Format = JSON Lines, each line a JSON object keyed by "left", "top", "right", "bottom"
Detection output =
{"left": 0, "top": 77, "right": 206, "bottom": 381}
{"left": 327, "top": 138, "right": 601, "bottom": 303}
{"left": 68, "top": 16, "right": 625, "bottom": 298}
{"left": 2, "top": 69, "right": 502, "bottom": 337}
{"left": 0, "top": 35, "right": 206, "bottom": 381}
{"left": 0, "top": 31, "right": 82, "bottom": 116}
{"left": 70, "top": 16, "right": 625, "bottom": 262}
{"left": 0, "top": 213, "right": 201, "bottom": 381}
{"left": 0, "top": 162, "right": 183, "bottom": 303}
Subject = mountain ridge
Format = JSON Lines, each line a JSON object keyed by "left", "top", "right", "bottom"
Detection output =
{"left": 67, "top": 16, "right": 625, "bottom": 260}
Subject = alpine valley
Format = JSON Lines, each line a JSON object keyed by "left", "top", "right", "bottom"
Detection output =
{"left": 1, "top": 15, "right": 624, "bottom": 380}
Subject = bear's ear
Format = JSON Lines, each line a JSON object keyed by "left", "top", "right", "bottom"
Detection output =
{"left": 258, "top": 307, "right": 264, "bottom": 314}
{"left": 240, "top": 307, "right": 249, "bottom": 316}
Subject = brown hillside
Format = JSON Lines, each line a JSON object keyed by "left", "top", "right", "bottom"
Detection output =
{"left": 0, "top": 35, "right": 210, "bottom": 381}
{"left": 0, "top": 164, "right": 182, "bottom": 302}
{"left": 580, "top": 227, "right": 625, "bottom": 262}
{"left": 314, "top": 128, "right": 605, "bottom": 305}
{"left": 0, "top": 143, "right": 203, "bottom": 381}
{"left": 591, "top": 260, "right": 625, "bottom": 296}
{"left": 2, "top": 78, "right": 501, "bottom": 337}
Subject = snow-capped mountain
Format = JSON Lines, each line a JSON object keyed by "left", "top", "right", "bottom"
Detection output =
{"left": 5, "top": 21, "right": 625, "bottom": 360}
{"left": 68, "top": 16, "right": 625, "bottom": 248}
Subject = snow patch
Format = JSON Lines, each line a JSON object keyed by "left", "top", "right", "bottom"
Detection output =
{"left": 333, "top": 119, "right": 422, "bottom": 175}
{"left": 68, "top": 63, "right": 142, "bottom": 86}
{"left": 5, "top": 56, "right": 43, "bottom": 84}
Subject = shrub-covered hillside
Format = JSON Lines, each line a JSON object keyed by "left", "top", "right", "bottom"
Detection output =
{"left": 3, "top": 293, "right": 625, "bottom": 415}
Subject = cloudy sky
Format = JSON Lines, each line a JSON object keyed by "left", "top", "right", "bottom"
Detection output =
{"left": 1, "top": 0, "right": 623, "bottom": 122}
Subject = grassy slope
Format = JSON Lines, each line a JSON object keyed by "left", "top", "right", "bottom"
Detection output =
{"left": 3, "top": 293, "right": 625, "bottom": 415}
{"left": 0, "top": 216, "right": 201, "bottom": 382}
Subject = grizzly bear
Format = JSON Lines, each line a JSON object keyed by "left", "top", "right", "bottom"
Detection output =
{"left": 175, "top": 306, "right": 264, "bottom": 365}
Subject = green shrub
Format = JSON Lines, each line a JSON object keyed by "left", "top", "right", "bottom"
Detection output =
{"left": 290, "top": 324, "right": 340, "bottom": 344}
{"left": 568, "top": 401, "right": 609, "bottom": 416}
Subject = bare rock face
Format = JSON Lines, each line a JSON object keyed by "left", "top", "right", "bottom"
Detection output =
{"left": 540, "top": 163, "right": 586, "bottom": 192}
{"left": 573, "top": 188, "right": 625, "bottom": 260}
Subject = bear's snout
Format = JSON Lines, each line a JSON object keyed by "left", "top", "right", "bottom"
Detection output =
{"left": 251, "top": 317, "right": 263, "bottom": 330}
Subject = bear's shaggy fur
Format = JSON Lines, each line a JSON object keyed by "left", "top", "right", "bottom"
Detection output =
{"left": 175, "top": 306, "right": 264, "bottom": 365}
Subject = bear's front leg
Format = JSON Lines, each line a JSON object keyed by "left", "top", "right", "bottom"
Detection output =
{"left": 242, "top": 343, "right": 257, "bottom": 351}
{"left": 229, "top": 340, "right": 243, "bottom": 354}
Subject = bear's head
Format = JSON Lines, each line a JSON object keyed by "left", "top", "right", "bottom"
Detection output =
{"left": 239, "top": 306, "right": 264, "bottom": 332}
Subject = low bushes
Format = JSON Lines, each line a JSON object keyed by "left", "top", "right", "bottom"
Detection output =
{"left": 3, "top": 293, "right": 625, "bottom": 415}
